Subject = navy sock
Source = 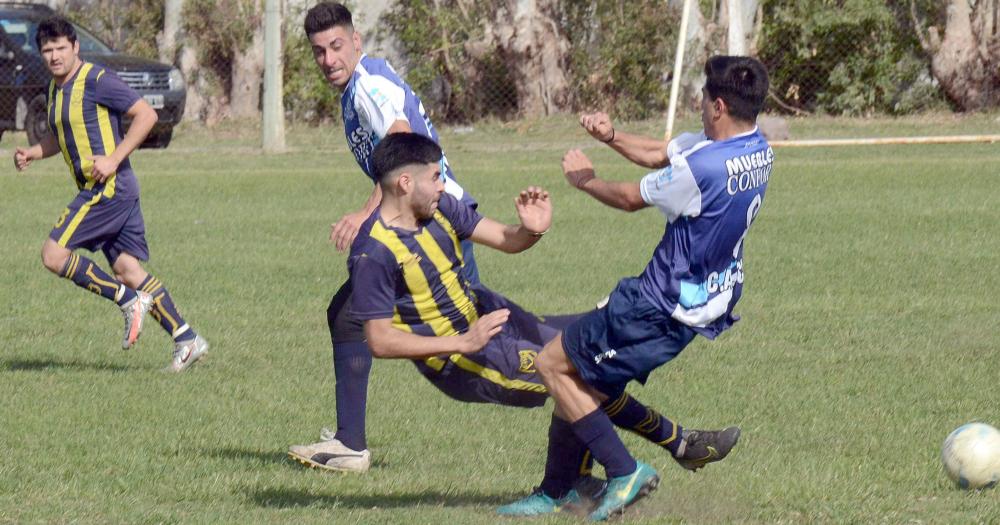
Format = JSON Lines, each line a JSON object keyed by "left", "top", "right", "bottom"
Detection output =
{"left": 571, "top": 409, "right": 636, "bottom": 479}
{"left": 539, "top": 415, "right": 592, "bottom": 499}
{"left": 61, "top": 253, "right": 135, "bottom": 306}
{"left": 332, "top": 340, "right": 371, "bottom": 451}
{"left": 604, "top": 393, "right": 684, "bottom": 456}
{"left": 138, "top": 274, "right": 196, "bottom": 342}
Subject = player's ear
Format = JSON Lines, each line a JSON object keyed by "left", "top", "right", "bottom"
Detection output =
{"left": 396, "top": 172, "right": 411, "bottom": 193}
{"left": 352, "top": 29, "right": 362, "bottom": 50}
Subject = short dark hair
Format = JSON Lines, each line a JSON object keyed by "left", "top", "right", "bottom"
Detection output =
{"left": 371, "top": 133, "right": 442, "bottom": 184}
{"left": 36, "top": 17, "right": 77, "bottom": 49}
{"left": 304, "top": 2, "right": 353, "bottom": 37}
{"left": 703, "top": 55, "right": 769, "bottom": 123}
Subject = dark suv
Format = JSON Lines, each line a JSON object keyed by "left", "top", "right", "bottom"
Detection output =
{"left": 0, "top": 3, "right": 184, "bottom": 148}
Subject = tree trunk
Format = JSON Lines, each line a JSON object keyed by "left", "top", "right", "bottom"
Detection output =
{"left": 492, "top": 0, "right": 570, "bottom": 116}
{"left": 230, "top": 0, "right": 265, "bottom": 119}
{"left": 913, "top": 0, "right": 999, "bottom": 111}
{"left": 159, "top": 0, "right": 183, "bottom": 63}
{"left": 179, "top": 40, "right": 209, "bottom": 122}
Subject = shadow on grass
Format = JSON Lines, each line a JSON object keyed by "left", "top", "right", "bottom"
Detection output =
{"left": 248, "top": 486, "right": 515, "bottom": 509}
{"left": 202, "top": 446, "right": 292, "bottom": 467}
{"left": 2, "top": 358, "right": 132, "bottom": 373}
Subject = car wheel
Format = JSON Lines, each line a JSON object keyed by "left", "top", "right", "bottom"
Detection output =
{"left": 142, "top": 128, "right": 173, "bottom": 149}
{"left": 25, "top": 94, "right": 48, "bottom": 145}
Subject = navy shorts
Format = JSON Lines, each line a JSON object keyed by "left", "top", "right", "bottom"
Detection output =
{"left": 562, "top": 277, "right": 696, "bottom": 396}
{"left": 49, "top": 193, "right": 149, "bottom": 264}
{"left": 412, "top": 286, "right": 574, "bottom": 408}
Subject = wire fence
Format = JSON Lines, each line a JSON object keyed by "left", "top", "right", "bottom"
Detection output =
{"left": 0, "top": 0, "right": 995, "bottom": 150}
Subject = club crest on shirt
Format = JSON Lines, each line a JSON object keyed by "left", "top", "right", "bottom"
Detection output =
{"left": 518, "top": 350, "right": 537, "bottom": 373}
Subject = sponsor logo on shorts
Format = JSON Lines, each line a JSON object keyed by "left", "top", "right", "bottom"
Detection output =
{"left": 594, "top": 349, "right": 617, "bottom": 365}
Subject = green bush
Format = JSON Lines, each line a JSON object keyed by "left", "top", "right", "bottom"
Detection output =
{"left": 758, "top": 0, "right": 945, "bottom": 115}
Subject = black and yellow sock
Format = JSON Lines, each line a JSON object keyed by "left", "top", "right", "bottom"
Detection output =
{"left": 138, "top": 274, "right": 197, "bottom": 342}
{"left": 60, "top": 253, "right": 135, "bottom": 306}
{"left": 603, "top": 392, "right": 685, "bottom": 456}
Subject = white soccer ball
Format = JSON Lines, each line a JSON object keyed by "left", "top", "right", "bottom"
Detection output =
{"left": 941, "top": 423, "right": 1000, "bottom": 490}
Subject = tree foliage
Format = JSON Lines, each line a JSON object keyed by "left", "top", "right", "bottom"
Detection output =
{"left": 758, "top": 0, "right": 947, "bottom": 115}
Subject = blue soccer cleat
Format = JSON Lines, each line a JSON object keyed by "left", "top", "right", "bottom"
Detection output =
{"left": 497, "top": 488, "right": 583, "bottom": 516}
{"left": 588, "top": 461, "right": 659, "bottom": 521}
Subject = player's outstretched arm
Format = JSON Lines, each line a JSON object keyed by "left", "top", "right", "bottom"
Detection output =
{"left": 563, "top": 149, "right": 648, "bottom": 212}
{"left": 469, "top": 186, "right": 551, "bottom": 253}
{"left": 580, "top": 112, "right": 670, "bottom": 169}
{"left": 363, "top": 310, "right": 509, "bottom": 359}
{"left": 13, "top": 133, "right": 60, "bottom": 171}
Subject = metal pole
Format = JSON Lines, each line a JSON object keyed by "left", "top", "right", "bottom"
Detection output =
{"left": 262, "top": 0, "right": 286, "bottom": 153}
{"left": 664, "top": 0, "right": 692, "bottom": 142}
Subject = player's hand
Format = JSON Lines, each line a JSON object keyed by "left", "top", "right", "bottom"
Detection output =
{"left": 460, "top": 309, "right": 509, "bottom": 354}
{"left": 515, "top": 186, "right": 551, "bottom": 236}
{"left": 580, "top": 112, "right": 614, "bottom": 143}
{"left": 13, "top": 147, "right": 33, "bottom": 171}
{"left": 330, "top": 209, "right": 369, "bottom": 252}
{"left": 89, "top": 155, "right": 120, "bottom": 183}
{"left": 562, "top": 149, "right": 596, "bottom": 189}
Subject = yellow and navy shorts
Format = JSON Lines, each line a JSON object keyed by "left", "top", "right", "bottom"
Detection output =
{"left": 49, "top": 192, "right": 148, "bottom": 264}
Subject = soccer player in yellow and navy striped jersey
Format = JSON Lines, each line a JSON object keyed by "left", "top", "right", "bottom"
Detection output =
{"left": 304, "top": 133, "right": 738, "bottom": 508}
{"left": 13, "top": 17, "right": 207, "bottom": 372}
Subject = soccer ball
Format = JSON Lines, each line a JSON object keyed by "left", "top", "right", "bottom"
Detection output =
{"left": 941, "top": 423, "right": 1000, "bottom": 489}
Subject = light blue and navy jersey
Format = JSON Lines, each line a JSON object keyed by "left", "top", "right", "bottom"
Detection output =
{"left": 341, "top": 55, "right": 474, "bottom": 206}
{"left": 348, "top": 193, "right": 482, "bottom": 336}
{"left": 47, "top": 62, "right": 141, "bottom": 200}
{"left": 636, "top": 128, "right": 772, "bottom": 339}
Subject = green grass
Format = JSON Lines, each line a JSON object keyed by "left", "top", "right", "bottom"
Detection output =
{"left": 2, "top": 114, "right": 999, "bottom": 523}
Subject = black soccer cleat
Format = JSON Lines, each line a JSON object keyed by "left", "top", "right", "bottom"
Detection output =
{"left": 673, "top": 426, "right": 741, "bottom": 472}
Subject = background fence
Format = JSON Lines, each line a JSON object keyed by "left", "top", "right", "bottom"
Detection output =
{"left": 0, "top": 0, "right": 996, "bottom": 148}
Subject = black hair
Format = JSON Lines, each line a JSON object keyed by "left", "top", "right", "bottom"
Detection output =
{"left": 35, "top": 17, "right": 76, "bottom": 49}
{"left": 304, "top": 2, "right": 353, "bottom": 37}
{"left": 703, "top": 55, "right": 769, "bottom": 123}
{"left": 371, "top": 133, "right": 443, "bottom": 184}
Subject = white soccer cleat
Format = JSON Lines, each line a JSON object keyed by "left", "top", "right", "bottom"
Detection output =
{"left": 120, "top": 291, "right": 153, "bottom": 349}
{"left": 288, "top": 436, "right": 370, "bottom": 473}
{"left": 169, "top": 335, "right": 208, "bottom": 372}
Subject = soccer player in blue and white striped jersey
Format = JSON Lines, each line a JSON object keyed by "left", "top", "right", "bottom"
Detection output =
{"left": 504, "top": 55, "right": 772, "bottom": 520}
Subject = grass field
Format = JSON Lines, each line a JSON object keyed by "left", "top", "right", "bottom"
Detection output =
{"left": 2, "top": 113, "right": 999, "bottom": 523}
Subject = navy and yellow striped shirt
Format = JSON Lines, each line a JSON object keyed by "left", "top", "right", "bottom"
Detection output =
{"left": 350, "top": 193, "right": 483, "bottom": 337}
{"left": 47, "top": 62, "right": 141, "bottom": 200}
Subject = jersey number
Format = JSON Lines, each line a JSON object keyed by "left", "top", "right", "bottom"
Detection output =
{"left": 732, "top": 194, "right": 762, "bottom": 258}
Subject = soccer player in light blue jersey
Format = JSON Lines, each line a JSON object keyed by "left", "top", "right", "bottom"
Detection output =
{"left": 290, "top": 2, "right": 482, "bottom": 472}
{"left": 503, "top": 56, "right": 772, "bottom": 520}
{"left": 293, "top": 133, "right": 740, "bottom": 507}
{"left": 13, "top": 17, "right": 207, "bottom": 372}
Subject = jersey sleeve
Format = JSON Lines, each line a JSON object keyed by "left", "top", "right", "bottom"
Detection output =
{"left": 437, "top": 193, "right": 483, "bottom": 238}
{"left": 353, "top": 74, "right": 408, "bottom": 138}
{"left": 92, "top": 69, "right": 141, "bottom": 114}
{"left": 349, "top": 249, "right": 398, "bottom": 321}
{"left": 639, "top": 132, "right": 707, "bottom": 222}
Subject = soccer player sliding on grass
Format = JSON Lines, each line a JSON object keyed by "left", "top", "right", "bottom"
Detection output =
{"left": 289, "top": 132, "right": 740, "bottom": 511}
{"left": 502, "top": 55, "right": 772, "bottom": 521}
{"left": 288, "top": 1, "right": 485, "bottom": 471}
{"left": 12, "top": 17, "right": 207, "bottom": 371}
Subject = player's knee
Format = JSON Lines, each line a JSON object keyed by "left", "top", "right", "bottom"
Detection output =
{"left": 40, "top": 245, "right": 68, "bottom": 274}
{"left": 535, "top": 348, "right": 559, "bottom": 379}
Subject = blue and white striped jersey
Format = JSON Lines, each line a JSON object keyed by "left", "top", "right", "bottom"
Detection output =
{"left": 636, "top": 128, "right": 773, "bottom": 338}
{"left": 341, "top": 55, "right": 472, "bottom": 205}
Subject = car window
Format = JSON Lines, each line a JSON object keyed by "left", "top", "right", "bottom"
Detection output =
{"left": 0, "top": 17, "right": 113, "bottom": 54}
